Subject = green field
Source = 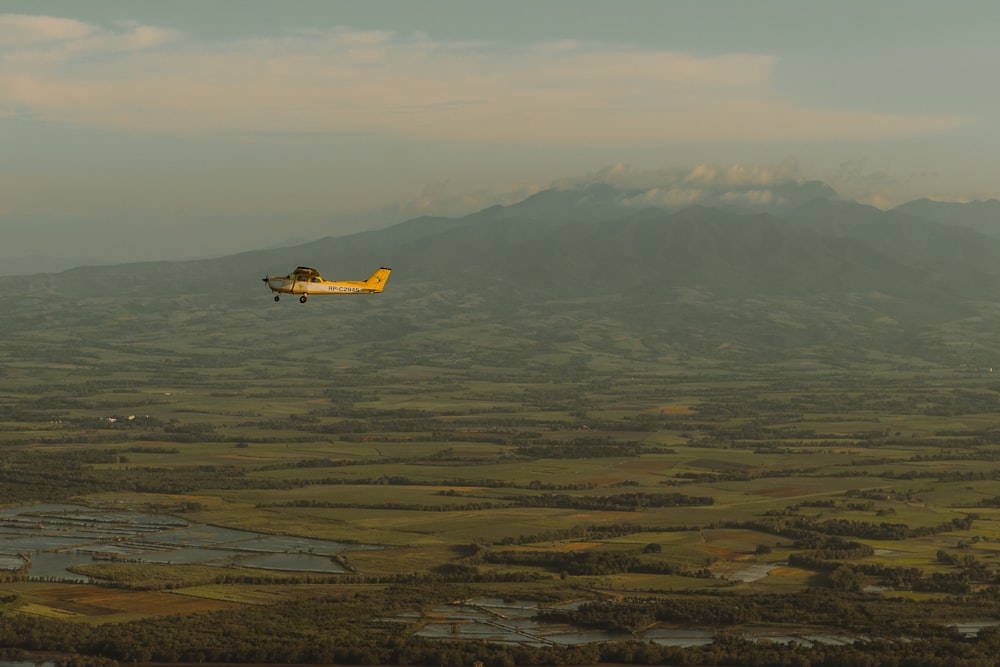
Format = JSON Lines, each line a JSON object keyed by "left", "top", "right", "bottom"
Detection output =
{"left": 5, "top": 324, "right": 1000, "bottom": 664}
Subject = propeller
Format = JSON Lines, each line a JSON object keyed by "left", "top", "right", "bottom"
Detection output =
{"left": 262, "top": 275, "right": 281, "bottom": 301}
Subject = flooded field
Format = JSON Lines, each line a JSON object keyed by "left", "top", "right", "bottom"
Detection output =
{"left": 399, "top": 597, "right": 716, "bottom": 647}
{"left": 397, "top": 597, "right": 996, "bottom": 648}
{"left": 713, "top": 560, "right": 779, "bottom": 582}
{"left": 0, "top": 504, "right": 374, "bottom": 581}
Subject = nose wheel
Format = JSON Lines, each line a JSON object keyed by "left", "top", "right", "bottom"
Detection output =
{"left": 274, "top": 295, "right": 280, "bottom": 302}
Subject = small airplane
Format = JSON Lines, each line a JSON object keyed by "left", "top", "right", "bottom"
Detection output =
{"left": 262, "top": 266, "right": 391, "bottom": 302}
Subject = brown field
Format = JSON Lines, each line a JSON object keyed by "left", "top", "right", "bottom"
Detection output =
{"left": 2, "top": 582, "right": 240, "bottom": 622}
{"left": 173, "top": 583, "right": 382, "bottom": 606}
{"left": 768, "top": 566, "right": 813, "bottom": 578}
{"left": 689, "top": 529, "right": 776, "bottom": 561}
{"left": 698, "top": 545, "right": 755, "bottom": 561}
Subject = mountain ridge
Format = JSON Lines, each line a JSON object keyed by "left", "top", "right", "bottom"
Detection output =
{"left": 4, "top": 182, "right": 1000, "bottom": 366}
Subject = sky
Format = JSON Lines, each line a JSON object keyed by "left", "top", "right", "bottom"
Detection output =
{"left": 2, "top": 0, "right": 999, "bottom": 265}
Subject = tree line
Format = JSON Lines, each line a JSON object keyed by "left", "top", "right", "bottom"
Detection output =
{"left": 5, "top": 585, "right": 1000, "bottom": 666}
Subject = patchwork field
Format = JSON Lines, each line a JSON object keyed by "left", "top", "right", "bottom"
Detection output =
{"left": 3, "top": 582, "right": 240, "bottom": 623}
{"left": 4, "top": 330, "right": 1000, "bottom": 664}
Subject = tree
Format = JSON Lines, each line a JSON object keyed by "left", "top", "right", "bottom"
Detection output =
{"left": 829, "top": 564, "right": 865, "bottom": 592}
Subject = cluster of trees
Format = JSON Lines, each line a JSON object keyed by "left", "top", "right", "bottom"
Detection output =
{"left": 6, "top": 584, "right": 1000, "bottom": 666}
{"left": 787, "top": 556, "right": 992, "bottom": 595}
{"left": 885, "top": 467, "right": 1000, "bottom": 482}
{"left": 542, "top": 589, "right": 1000, "bottom": 637}
{"left": 514, "top": 440, "right": 644, "bottom": 458}
{"left": 739, "top": 513, "right": 975, "bottom": 543}
{"left": 480, "top": 547, "right": 676, "bottom": 577}
{"left": 509, "top": 491, "right": 713, "bottom": 511}
{"left": 260, "top": 498, "right": 507, "bottom": 512}
{"left": 0, "top": 447, "right": 284, "bottom": 501}
{"left": 487, "top": 521, "right": 654, "bottom": 546}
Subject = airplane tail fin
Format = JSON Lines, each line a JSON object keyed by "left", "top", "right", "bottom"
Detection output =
{"left": 365, "top": 267, "right": 392, "bottom": 292}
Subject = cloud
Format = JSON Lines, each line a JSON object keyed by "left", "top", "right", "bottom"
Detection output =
{"left": 822, "top": 159, "right": 963, "bottom": 209}
{"left": 0, "top": 13, "right": 174, "bottom": 56}
{"left": 684, "top": 163, "right": 800, "bottom": 187}
{"left": 556, "top": 160, "right": 831, "bottom": 212}
{"left": 0, "top": 14, "right": 966, "bottom": 144}
{"left": 385, "top": 161, "right": 816, "bottom": 219}
{"left": 720, "top": 189, "right": 773, "bottom": 206}
{"left": 0, "top": 14, "right": 92, "bottom": 46}
{"left": 563, "top": 160, "right": 804, "bottom": 188}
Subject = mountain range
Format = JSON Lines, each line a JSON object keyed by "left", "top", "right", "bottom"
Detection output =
{"left": 4, "top": 181, "right": 1000, "bottom": 369}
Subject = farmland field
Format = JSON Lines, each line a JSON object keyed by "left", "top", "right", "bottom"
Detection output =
{"left": 5, "top": 322, "right": 1000, "bottom": 665}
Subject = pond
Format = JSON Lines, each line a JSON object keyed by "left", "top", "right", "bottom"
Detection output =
{"left": 0, "top": 555, "right": 25, "bottom": 572}
{"left": 406, "top": 598, "right": 714, "bottom": 647}
{"left": 0, "top": 503, "right": 377, "bottom": 581}
{"left": 400, "top": 597, "right": 989, "bottom": 648}
{"left": 716, "top": 560, "right": 780, "bottom": 582}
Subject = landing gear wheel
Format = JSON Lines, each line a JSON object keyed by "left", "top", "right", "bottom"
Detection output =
{"left": 274, "top": 295, "right": 280, "bottom": 302}
{"left": 299, "top": 295, "right": 308, "bottom": 303}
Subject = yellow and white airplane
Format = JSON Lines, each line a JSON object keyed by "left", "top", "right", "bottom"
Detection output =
{"left": 262, "top": 266, "right": 391, "bottom": 302}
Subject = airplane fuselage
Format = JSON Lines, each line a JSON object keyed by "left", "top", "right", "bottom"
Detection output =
{"left": 263, "top": 266, "right": 391, "bottom": 302}
{"left": 266, "top": 277, "right": 381, "bottom": 295}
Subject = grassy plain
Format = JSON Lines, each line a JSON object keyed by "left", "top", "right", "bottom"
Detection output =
{"left": 4, "top": 320, "right": 1000, "bottom": 643}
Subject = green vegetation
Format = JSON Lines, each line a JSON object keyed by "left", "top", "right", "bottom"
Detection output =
{"left": 7, "top": 192, "right": 1000, "bottom": 663}
{"left": 5, "top": 325, "right": 1000, "bottom": 666}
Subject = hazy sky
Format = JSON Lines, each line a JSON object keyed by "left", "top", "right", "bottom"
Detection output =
{"left": 2, "top": 0, "right": 998, "bottom": 263}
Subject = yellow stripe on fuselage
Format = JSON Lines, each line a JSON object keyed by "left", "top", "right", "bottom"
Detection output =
{"left": 266, "top": 278, "right": 378, "bottom": 294}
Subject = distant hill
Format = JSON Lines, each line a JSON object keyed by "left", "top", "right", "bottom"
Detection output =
{"left": 892, "top": 198, "right": 1000, "bottom": 238}
{"left": 0, "top": 255, "right": 113, "bottom": 276}
{"left": 787, "top": 198, "right": 1000, "bottom": 292}
{"left": 4, "top": 183, "right": 1000, "bottom": 368}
